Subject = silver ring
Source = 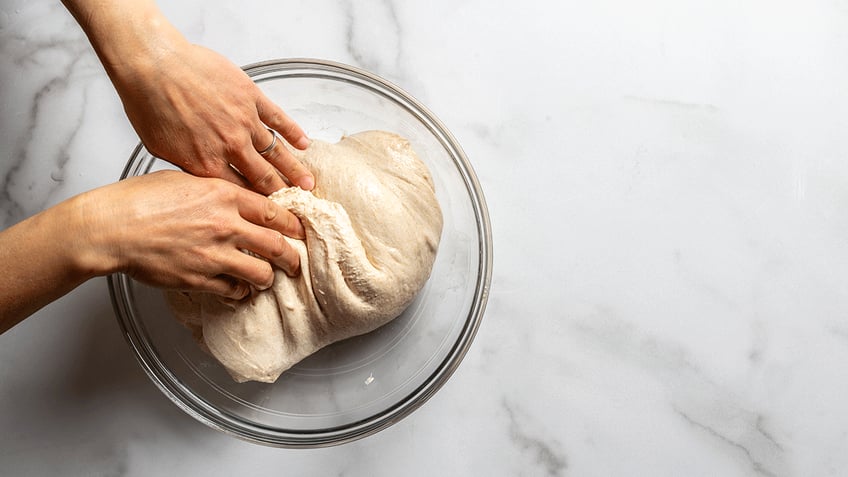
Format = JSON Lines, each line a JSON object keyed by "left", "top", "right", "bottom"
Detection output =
{"left": 257, "top": 127, "right": 277, "bottom": 156}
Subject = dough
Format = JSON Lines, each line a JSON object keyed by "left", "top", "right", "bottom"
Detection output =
{"left": 167, "top": 130, "right": 443, "bottom": 383}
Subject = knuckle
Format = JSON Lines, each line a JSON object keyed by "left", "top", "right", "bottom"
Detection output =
{"left": 263, "top": 199, "right": 279, "bottom": 223}
{"left": 260, "top": 265, "right": 275, "bottom": 289}
{"left": 247, "top": 261, "right": 274, "bottom": 291}
{"left": 285, "top": 211, "right": 305, "bottom": 239}
{"left": 206, "top": 215, "right": 233, "bottom": 239}
{"left": 253, "top": 167, "right": 280, "bottom": 191}
{"left": 290, "top": 163, "right": 310, "bottom": 181}
{"left": 270, "top": 232, "right": 286, "bottom": 257}
{"left": 220, "top": 132, "right": 245, "bottom": 157}
{"left": 265, "top": 109, "right": 283, "bottom": 125}
{"left": 209, "top": 179, "right": 238, "bottom": 201}
{"left": 280, "top": 121, "right": 298, "bottom": 138}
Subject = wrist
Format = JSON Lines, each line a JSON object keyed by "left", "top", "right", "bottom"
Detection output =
{"left": 61, "top": 190, "right": 124, "bottom": 279}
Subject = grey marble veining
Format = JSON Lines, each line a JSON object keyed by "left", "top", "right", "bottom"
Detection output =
{"left": 503, "top": 398, "right": 569, "bottom": 476}
{"left": 0, "top": 1, "right": 101, "bottom": 227}
{"left": 342, "top": 1, "right": 402, "bottom": 77}
{"left": 4, "top": 0, "right": 848, "bottom": 476}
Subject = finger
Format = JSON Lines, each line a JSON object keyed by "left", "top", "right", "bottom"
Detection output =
{"left": 260, "top": 133, "right": 315, "bottom": 191}
{"left": 235, "top": 189, "right": 305, "bottom": 239}
{"left": 217, "top": 250, "right": 278, "bottom": 289}
{"left": 253, "top": 126, "right": 278, "bottom": 155}
{"left": 236, "top": 226, "right": 301, "bottom": 277}
{"left": 220, "top": 163, "right": 250, "bottom": 188}
{"left": 233, "top": 143, "right": 287, "bottom": 195}
{"left": 196, "top": 275, "right": 251, "bottom": 300}
{"left": 256, "top": 94, "right": 310, "bottom": 150}
{"left": 230, "top": 188, "right": 303, "bottom": 275}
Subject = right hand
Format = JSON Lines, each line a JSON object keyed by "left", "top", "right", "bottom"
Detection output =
{"left": 63, "top": 0, "right": 314, "bottom": 194}
{"left": 113, "top": 41, "right": 316, "bottom": 195}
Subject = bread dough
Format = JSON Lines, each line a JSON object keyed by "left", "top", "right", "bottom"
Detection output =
{"left": 167, "top": 130, "right": 443, "bottom": 383}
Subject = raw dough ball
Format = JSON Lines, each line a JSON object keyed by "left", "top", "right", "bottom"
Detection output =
{"left": 167, "top": 130, "right": 443, "bottom": 383}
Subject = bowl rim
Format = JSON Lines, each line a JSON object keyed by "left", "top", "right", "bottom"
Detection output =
{"left": 109, "top": 57, "right": 493, "bottom": 447}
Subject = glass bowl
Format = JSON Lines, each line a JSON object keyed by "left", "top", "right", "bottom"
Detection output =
{"left": 108, "top": 59, "right": 492, "bottom": 447}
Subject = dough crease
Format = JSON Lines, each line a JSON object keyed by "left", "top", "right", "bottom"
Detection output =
{"left": 167, "top": 130, "right": 443, "bottom": 383}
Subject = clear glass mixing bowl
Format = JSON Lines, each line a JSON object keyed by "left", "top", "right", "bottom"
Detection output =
{"left": 108, "top": 59, "right": 492, "bottom": 447}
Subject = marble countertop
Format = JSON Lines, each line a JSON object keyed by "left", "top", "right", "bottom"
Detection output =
{"left": 3, "top": 0, "right": 848, "bottom": 475}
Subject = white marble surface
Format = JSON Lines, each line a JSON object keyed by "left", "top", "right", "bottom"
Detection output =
{"left": 3, "top": 0, "right": 848, "bottom": 475}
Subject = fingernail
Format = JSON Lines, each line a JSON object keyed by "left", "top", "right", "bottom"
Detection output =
{"left": 291, "top": 221, "right": 306, "bottom": 240}
{"left": 285, "top": 259, "right": 301, "bottom": 278}
{"left": 300, "top": 174, "right": 315, "bottom": 191}
{"left": 257, "top": 280, "right": 272, "bottom": 291}
{"left": 259, "top": 267, "right": 275, "bottom": 290}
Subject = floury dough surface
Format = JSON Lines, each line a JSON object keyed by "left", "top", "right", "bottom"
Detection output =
{"left": 167, "top": 130, "right": 444, "bottom": 383}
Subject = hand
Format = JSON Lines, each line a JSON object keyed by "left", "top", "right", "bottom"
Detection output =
{"left": 0, "top": 169, "right": 304, "bottom": 330}
{"left": 61, "top": 0, "right": 314, "bottom": 194}
{"left": 80, "top": 170, "right": 304, "bottom": 299}
{"left": 114, "top": 41, "right": 315, "bottom": 195}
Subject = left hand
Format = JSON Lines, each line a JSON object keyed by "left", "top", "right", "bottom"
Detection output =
{"left": 79, "top": 170, "right": 305, "bottom": 297}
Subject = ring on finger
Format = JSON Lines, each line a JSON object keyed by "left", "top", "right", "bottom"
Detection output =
{"left": 257, "top": 127, "right": 278, "bottom": 156}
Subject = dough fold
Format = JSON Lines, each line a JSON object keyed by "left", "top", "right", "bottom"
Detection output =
{"left": 167, "top": 130, "right": 443, "bottom": 383}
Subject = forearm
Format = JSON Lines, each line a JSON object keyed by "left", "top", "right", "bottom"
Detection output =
{"left": 0, "top": 193, "right": 116, "bottom": 333}
{"left": 61, "top": 0, "right": 186, "bottom": 85}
